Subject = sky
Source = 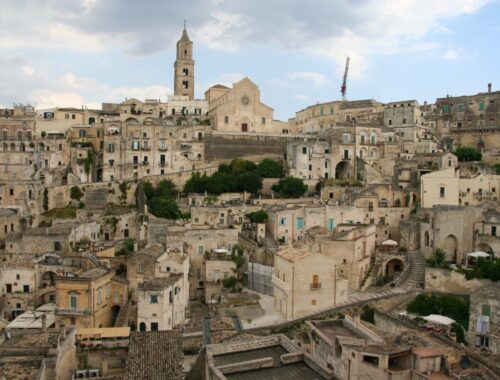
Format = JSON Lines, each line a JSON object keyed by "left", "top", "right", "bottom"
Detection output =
{"left": 1, "top": 0, "right": 499, "bottom": 120}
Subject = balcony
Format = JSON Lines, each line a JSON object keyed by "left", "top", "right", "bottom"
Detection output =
{"left": 310, "top": 283, "right": 322, "bottom": 290}
{"left": 158, "top": 147, "right": 168, "bottom": 151}
{"left": 56, "top": 307, "right": 91, "bottom": 316}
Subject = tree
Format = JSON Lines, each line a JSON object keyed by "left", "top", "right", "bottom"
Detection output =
{"left": 407, "top": 293, "right": 469, "bottom": 329}
{"left": 206, "top": 172, "right": 237, "bottom": 194}
{"left": 70, "top": 186, "right": 84, "bottom": 201}
{"left": 147, "top": 197, "right": 181, "bottom": 219}
{"left": 236, "top": 171, "right": 262, "bottom": 194}
{"left": 257, "top": 158, "right": 284, "bottom": 178}
{"left": 272, "top": 177, "right": 307, "bottom": 198}
{"left": 454, "top": 146, "right": 482, "bottom": 162}
{"left": 183, "top": 172, "right": 209, "bottom": 193}
{"left": 247, "top": 210, "right": 268, "bottom": 223}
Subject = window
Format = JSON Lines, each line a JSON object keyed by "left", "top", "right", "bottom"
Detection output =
{"left": 138, "top": 263, "right": 144, "bottom": 273}
{"left": 296, "top": 218, "right": 304, "bottom": 230}
{"left": 343, "top": 133, "right": 350, "bottom": 143}
{"left": 302, "top": 146, "right": 307, "bottom": 154}
{"left": 79, "top": 130, "right": 86, "bottom": 138}
{"left": 479, "top": 102, "right": 485, "bottom": 111}
{"left": 327, "top": 218, "right": 336, "bottom": 231}
{"left": 70, "top": 295, "right": 78, "bottom": 310}
{"left": 132, "top": 140, "right": 139, "bottom": 150}
{"left": 363, "top": 355, "right": 379, "bottom": 366}
{"left": 440, "top": 187, "right": 445, "bottom": 198}
{"left": 151, "top": 322, "right": 158, "bottom": 331}
{"left": 160, "top": 154, "right": 166, "bottom": 164}
{"left": 279, "top": 218, "right": 286, "bottom": 226}
{"left": 492, "top": 226, "right": 497, "bottom": 237}
{"left": 443, "top": 105, "right": 449, "bottom": 114}
{"left": 108, "top": 143, "right": 114, "bottom": 152}
{"left": 388, "top": 119, "right": 392, "bottom": 126}
{"left": 72, "top": 114, "right": 76, "bottom": 119}
{"left": 402, "top": 118, "right": 406, "bottom": 125}
{"left": 97, "top": 288, "right": 102, "bottom": 305}
{"left": 182, "top": 68, "right": 189, "bottom": 75}
{"left": 224, "top": 116, "right": 228, "bottom": 123}
{"left": 261, "top": 117, "right": 266, "bottom": 125}
{"left": 458, "top": 104, "right": 464, "bottom": 112}
{"left": 311, "top": 299, "right": 316, "bottom": 305}
{"left": 54, "top": 241, "right": 61, "bottom": 251}
{"left": 109, "top": 159, "right": 114, "bottom": 167}
{"left": 166, "top": 266, "right": 171, "bottom": 272}
{"left": 23, "top": 285, "right": 30, "bottom": 293}
{"left": 65, "top": 114, "right": 69, "bottom": 119}
{"left": 198, "top": 245, "right": 204, "bottom": 255}
{"left": 169, "top": 291, "right": 173, "bottom": 304}
{"left": 150, "top": 295, "right": 158, "bottom": 304}
{"left": 182, "top": 80, "right": 189, "bottom": 89}
{"left": 9, "top": 188, "right": 14, "bottom": 196}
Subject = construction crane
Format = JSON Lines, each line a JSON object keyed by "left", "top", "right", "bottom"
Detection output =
{"left": 340, "top": 56, "right": 350, "bottom": 101}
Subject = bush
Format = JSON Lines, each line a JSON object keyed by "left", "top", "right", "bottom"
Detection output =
{"left": 143, "top": 180, "right": 181, "bottom": 219}
{"left": 70, "top": 186, "right": 84, "bottom": 201}
{"left": 407, "top": 293, "right": 469, "bottom": 329}
{"left": 360, "top": 305, "right": 375, "bottom": 324}
{"left": 257, "top": 159, "right": 284, "bottom": 178}
{"left": 465, "top": 258, "right": 500, "bottom": 281}
{"left": 454, "top": 146, "right": 482, "bottom": 162}
{"left": 427, "top": 249, "right": 450, "bottom": 269}
{"left": 247, "top": 210, "right": 268, "bottom": 223}
{"left": 272, "top": 177, "right": 307, "bottom": 198}
{"left": 452, "top": 323, "right": 467, "bottom": 344}
{"left": 222, "top": 276, "right": 237, "bottom": 289}
{"left": 43, "top": 188, "right": 49, "bottom": 211}
{"left": 116, "top": 238, "right": 136, "bottom": 256}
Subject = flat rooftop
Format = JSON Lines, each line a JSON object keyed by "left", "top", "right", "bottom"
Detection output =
{"left": 214, "top": 345, "right": 287, "bottom": 367}
{"left": 225, "top": 361, "right": 327, "bottom": 380}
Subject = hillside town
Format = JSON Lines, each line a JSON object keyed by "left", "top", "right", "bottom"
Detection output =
{"left": 0, "top": 25, "right": 499, "bottom": 380}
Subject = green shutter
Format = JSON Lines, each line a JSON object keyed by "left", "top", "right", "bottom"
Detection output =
{"left": 458, "top": 104, "right": 464, "bottom": 112}
{"left": 443, "top": 105, "right": 449, "bottom": 114}
{"left": 482, "top": 304, "right": 491, "bottom": 316}
{"left": 296, "top": 218, "right": 304, "bottom": 230}
{"left": 479, "top": 102, "right": 485, "bottom": 111}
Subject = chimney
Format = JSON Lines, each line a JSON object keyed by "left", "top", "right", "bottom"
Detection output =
{"left": 488, "top": 83, "right": 492, "bottom": 93}
{"left": 41, "top": 313, "right": 47, "bottom": 332}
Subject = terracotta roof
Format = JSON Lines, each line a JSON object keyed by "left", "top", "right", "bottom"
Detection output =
{"left": 133, "top": 244, "right": 165, "bottom": 258}
{"left": 79, "top": 267, "right": 108, "bottom": 280}
{"left": 126, "top": 331, "right": 183, "bottom": 380}
{"left": 138, "top": 274, "right": 183, "bottom": 291}
{"left": 413, "top": 346, "right": 444, "bottom": 358}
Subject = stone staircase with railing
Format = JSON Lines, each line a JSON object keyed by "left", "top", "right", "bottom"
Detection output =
{"left": 263, "top": 227, "right": 279, "bottom": 254}
{"left": 84, "top": 188, "right": 108, "bottom": 210}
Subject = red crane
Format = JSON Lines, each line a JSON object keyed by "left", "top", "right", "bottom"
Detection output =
{"left": 340, "top": 56, "right": 350, "bottom": 101}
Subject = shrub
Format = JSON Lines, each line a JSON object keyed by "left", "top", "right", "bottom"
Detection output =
{"left": 222, "top": 276, "right": 237, "bottom": 289}
{"left": 454, "top": 146, "right": 482, "bottom": 162}
{"left": 256, "top": 158, "right": 284, "bottom": 178}
{"left": 70, "top": 186, "right": 84, "bottom": 201}
{"left": 247, "top": 210, "right": 268, "bottom": 223}
{"left": 272, "top": 177, "right": 307, "bottom": 198}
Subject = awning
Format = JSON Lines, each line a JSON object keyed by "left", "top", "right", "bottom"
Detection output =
{"left": 466, "top": 251, "right": 490, "bottom": 258}
{"left": 381, "top": 239, "right": 398, "bottom": 246}
{"left": 423, "top": 314, "right": 455, "bottom": 326}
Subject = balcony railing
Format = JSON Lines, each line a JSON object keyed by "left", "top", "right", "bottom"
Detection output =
{"left": 56, "top": 308, "right": 91, "bottom": 316}
{"left": 310, "top": 283, "right": 322, "bottom": 290}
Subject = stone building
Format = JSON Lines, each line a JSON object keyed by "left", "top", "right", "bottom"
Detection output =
{"left": 205, "top": 77, "right": 289, "bottom": 133}
{"left": 436, "top": 84, "right": 500, "bottom": 151}
{"left": 55, "top": 267, "right": 127, "bottom": 329}
{"left": 307, "top": 224, "right": 376, "bottom": 290}
{"left": 203, "top": 250, "right": 237, "bottom": 303}
{"left": 421, "top": 168, "right": 500, "bottom": 208}
{"left": 468, "top": 284, "right": 500, "bottom": 354}
{"left": 137, "top": 274, "right": 185, "bottom": 331}
{"left": 272, "top": 244, "right": 347, "bottom": 320}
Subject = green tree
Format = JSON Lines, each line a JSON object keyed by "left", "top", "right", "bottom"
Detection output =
{"left": 257, "top": 158, "right": 284, "bottom": 178}
{"left": 147, "top": 197, "right": 181, "bottom": 219}
{"left": 183, "top": 172, "right": 209, "bottom": 193}
{"left": 230, "top": 159, "right": 257, "bottom": 175}
{"left": 222, "top": 276, "right": 237, "bottom": 289}
{"left": 272, "top": 177, "right": 308, "bottom": 198}
{"left": 206, "top": 172, "right": 238, "bottom": 194}
{"left": 70, "top": 186, "right": 84, "bottom": 201}
{"left": 43, "top": 188, "right": 49, "bottom": 211}
{"left": 247, "top": 210, "right": 268, "bottom": 223}
{"left": 454, "top": 146, "right": 482, "bottom": 162}
{"left": 236, "top": 171, "right": 262, "bottom": 194}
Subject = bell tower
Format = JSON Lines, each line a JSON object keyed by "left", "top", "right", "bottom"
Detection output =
{"left": 174, "top": 21, "right": 195, "bottom": 100}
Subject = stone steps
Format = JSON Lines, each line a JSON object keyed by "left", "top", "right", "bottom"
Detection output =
{"left": 400, "top": 251, "right": 426, "bottom": 290}
{"left": 114, "top": 305, "right": 129, "bottom": 327}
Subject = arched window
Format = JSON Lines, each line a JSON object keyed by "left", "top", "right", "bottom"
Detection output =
{"left": 139, "top": 322, "right": 146, "bottom": 331}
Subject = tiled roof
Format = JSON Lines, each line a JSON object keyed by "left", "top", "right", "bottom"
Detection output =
{"left": 133, "top": 244, "right": 165, "bottom": 258}
{"left": 138, "top": 274, "right": 182, "bottom": 291}
{"left": 126, "top": 331, "right": 183, "bottom": 380}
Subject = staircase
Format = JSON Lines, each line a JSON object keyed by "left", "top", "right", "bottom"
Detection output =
{"left": 263, "top": 227, "right": 279, "bottom": 254}
{"left": 114, "top": 305, "right": 130, "bottom": 327}
{"left": 84, "top": 188, "right": 108, "bottom": 210}
{"left": 399, "top": 251, "right": 426, "bottom": 290}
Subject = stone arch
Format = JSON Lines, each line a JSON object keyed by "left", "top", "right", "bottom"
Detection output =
{"left": 139, "top": 322, "right": 146, "bottom": 331}
{"left": 384, "top": 257, "right": 405, "bottom": 280}
{"left": 477, "top": 242, "right": 493, "bottom": 255}
{"left": 10, "top": 142, "right": 15, "bottom": 151}
{"left": 335, "top": 161, "right": 352, "bottom": 179}
{"left": 125, "top": 117, "right": 140, "bottom": 124}
{"left": 424, "top": 231, "right": 429, "bottom": 247}
{"left": 41, "top": 271, "right": 57, "bottom": 287}
{"left": 359, "top": 130, "right": 368, "bottom": 144}
{"left": 442, "top": 234, "right": 458, "bottom": 262}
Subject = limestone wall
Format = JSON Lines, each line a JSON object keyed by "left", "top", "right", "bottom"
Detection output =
{"left": 425, "top": 268, "right": 493, "bottom": 294}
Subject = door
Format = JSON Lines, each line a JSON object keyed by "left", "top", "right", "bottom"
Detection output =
{"left": 241, "top": 123, "right": 248, "bottom": 132}
{"left": 6, "top": 284, "right": 12, "bottom": 293}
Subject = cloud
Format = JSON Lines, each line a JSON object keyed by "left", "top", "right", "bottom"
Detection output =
{"left": 288, "top": 72, "right": 329, "bottom": 86}
{"left": 21, "top": 65, "right": 34, "bottom": 76}
{"left": 443, "top": 49, "right": 460, "bottom": 60}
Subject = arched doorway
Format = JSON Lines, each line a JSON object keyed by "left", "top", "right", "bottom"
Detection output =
{"left": 442, "top": 234, "right": 458, "bottom": 262}
{"left": 335, "top": 161, "right": 352, "bottom": 179}
{"left": 385, "top": 258, "right": 405, "bottom": 281}
{"left": 41, "top": 271, "right": 57, "bottom": 287}
{"left": 139, "top": 322, "right": 146, "bottom": 331}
